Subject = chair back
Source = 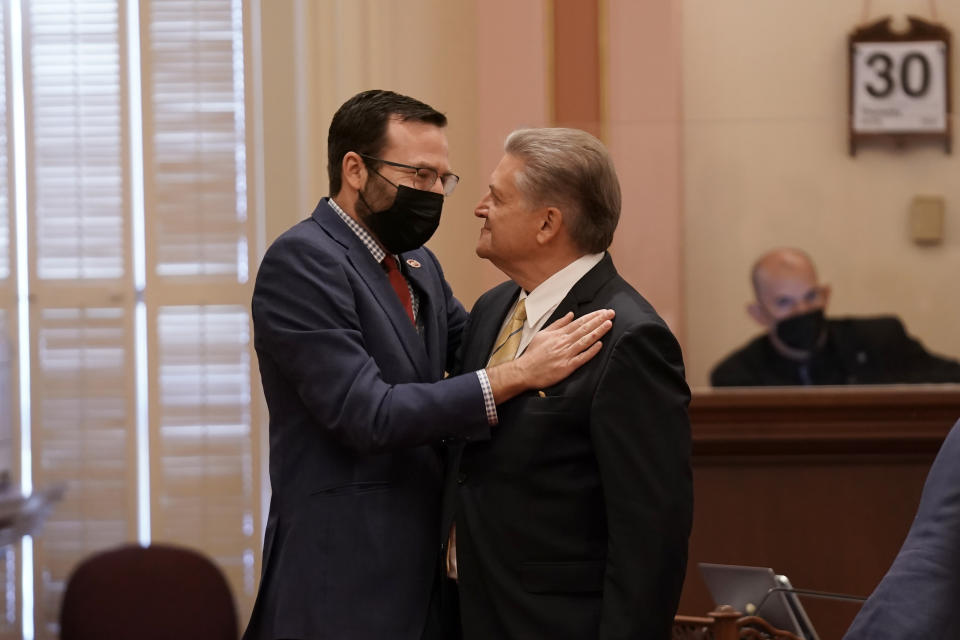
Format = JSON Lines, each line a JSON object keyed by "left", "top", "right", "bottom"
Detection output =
{"left": 60, "top": 543, "right": 238, "bottom": 640}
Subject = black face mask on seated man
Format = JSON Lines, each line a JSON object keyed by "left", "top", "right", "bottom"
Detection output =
{"left": 359, "top": 184, "right": 444, "bottom": 254}
{"left": 775, "top": 308, "right": 827, "bottom": 353}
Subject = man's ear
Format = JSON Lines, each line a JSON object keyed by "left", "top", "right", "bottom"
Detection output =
{"left": 821, "top": 284, "right": 832, "bottom": 308}
{"left": 341, "top": 152, "right": 367, "bottom": 192}
{"left": 535, "top": 206, "right": 563, "bottom": 245}
{"left": 747, "top": 302, "right": 772, "bottom": 328}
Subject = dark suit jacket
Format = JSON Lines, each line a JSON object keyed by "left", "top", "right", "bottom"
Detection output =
{"left": 711, "top": 316, "right": 960, "bottom": 387}
{"left": 445, "top": 254, "right": 693, "bottom": 640}
{"left": 843, "top": 418, "right": 960, "bottom": 640}
{"left": 244, "top": 199, "right": 489, "bottom": 640}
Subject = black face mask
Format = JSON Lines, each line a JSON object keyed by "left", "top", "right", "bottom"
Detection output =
{"left": 359, "top": 183, "right": 444, "bottom": 254}
{"left": 775, "top": 308, "right": 826, "bottom": 352}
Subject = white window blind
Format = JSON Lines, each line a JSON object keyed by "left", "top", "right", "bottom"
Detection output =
{"left": 0, "top": 309, "right": 15, "bottom": 638}
{"left": 28, "top": 0, "right": 127, "bottom": 282}
{"left": 0, "top": 2, "right": 19, "bottom": 636}
{"left": 147, "top": 0, "right": 247, "bottom": 280}
{"left": 154, "top": 305, "right": 254, "bottom": 596}
{"left": 6, "top": 0, "right": 259, "bottom": 637}
{"left": 142, "top": 0, "right": 256, "bottom": 621}
{"left": 22, "top": 1, "right": 133, "bottom": 636}
{"left": 0, "top": 0, "right": 10, "bottom": 283}
{"left": 0, "top": 310, "right": 12, "bottom": 480}
{"left": 31, "top": 306, "right": 133, "bottom": 638}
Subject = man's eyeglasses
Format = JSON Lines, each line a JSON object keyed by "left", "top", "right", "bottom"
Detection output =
{"left": 770, "top": 286, "right": 828, "bottom": 314}
{"left": 358, "top": 153, "right": 460, "bottom": 196}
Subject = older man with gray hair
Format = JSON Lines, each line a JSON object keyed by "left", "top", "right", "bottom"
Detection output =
{"left": 442, "top": 127, "right": 693, "bottom": 639}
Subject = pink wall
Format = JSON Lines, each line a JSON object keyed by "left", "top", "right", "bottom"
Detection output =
{"left": 553, "top": 0, "right": 602, "bottom": 136}
{"left": 472, "top": 0, "right": 552, "bottom": 294}
{"left": 470, "top": 0, "right": 684, "bottom": 340}
{"left": 605, "top": 0, "right": 685, "bottom": 340}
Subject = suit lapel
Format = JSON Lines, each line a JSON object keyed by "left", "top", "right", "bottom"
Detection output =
{"left": 400, "top": 250, "right": 442, "bottom": 376}
{"left": 464, "top": 283, "right": 521, "bottom": 371}
{"left": 465, "top": 254, "right": 617, "bottom": 373}
{"left": 313, "top": 201, "right": 431, "bottom": 380}
{"left": 542, "top": 253, "right": 618, "bottom": 326}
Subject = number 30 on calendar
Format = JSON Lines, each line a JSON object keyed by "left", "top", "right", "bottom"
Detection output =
{"left": 852, "top": 41, "right": 947, "bottom": 133}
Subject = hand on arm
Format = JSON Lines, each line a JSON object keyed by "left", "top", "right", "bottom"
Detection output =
{"left": 485, "top": 309, "right": 614, "bottom": 404}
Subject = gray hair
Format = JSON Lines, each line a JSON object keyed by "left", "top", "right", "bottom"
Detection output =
{"left": 504, "top": 127, "right": 621, "bottom": 253}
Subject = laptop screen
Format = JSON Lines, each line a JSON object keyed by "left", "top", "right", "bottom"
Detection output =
{"left": 698, "top": 562, "right": 819, "bottom": 640}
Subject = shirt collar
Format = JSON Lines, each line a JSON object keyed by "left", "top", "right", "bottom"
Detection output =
{"left": 522, "top": 253, "right": 605, "bottom": 329}
{"left": 328, "top": 197, "right": 388, "bottom": 264}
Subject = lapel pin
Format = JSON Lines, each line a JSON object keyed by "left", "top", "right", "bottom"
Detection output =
{"left": 406, "top": 259, "right": 421, "bottom": 268}
{"left": 538, "top": 390, "right": 547, "bottom": 398}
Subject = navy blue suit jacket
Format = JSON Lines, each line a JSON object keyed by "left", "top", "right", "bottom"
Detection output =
{"left": 244, "top": 199, "right": 488, "bottom": 639}
{"left": 844, "top": 419, "right": 960, "bottom": 640}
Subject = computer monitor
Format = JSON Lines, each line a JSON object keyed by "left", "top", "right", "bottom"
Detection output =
{"left": 698, "top": 562, "right": 820, "bottom": 640}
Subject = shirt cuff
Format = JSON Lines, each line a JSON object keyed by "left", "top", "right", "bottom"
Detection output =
{"left": 476, "top": 369, "right": 498, "bottom": 426}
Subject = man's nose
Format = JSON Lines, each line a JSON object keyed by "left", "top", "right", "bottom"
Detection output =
{"left": 794, "top": 299, "right": 817, "bottom": 314}
{"left": 474, "top": 196, "right": 489, "bottom": 217}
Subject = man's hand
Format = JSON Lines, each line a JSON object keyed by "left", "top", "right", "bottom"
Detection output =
{"left": 486, "top": 309, "right": 614, "bottom": 404}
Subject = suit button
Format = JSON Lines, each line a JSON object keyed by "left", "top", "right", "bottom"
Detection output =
{"left": 457, "top": 472, "right": 467, "bottom": 485}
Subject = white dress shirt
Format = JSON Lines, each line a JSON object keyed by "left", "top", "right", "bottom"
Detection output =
{"left": 490, "top": 252, "right": 605, "bottom": 361}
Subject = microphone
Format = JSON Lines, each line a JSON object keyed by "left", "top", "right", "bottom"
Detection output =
{"left": 744, "top": 583, "right": 867, "bottom": 640}
{"left": 748, "top": 585, "right": 868, "bottom": 616}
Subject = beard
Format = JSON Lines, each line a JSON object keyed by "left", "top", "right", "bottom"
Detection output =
{"left": 357, "top": 173, "right": 396, "bottom": 222}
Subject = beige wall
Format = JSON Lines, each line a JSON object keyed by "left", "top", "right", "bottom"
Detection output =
{"left": 259, "top": 0, "right": 686, "bottom": 318}
{"left": 606, "top": 0, "right": 685, "bottom": 339}
{"left": 259, "top": 0, "right": 959, "bottom": 388}
{"left": 683, "top": 0, "right": 960, "bottom": 386}
{"left": 259, "top": 0, "right": 552, "bottom": 308}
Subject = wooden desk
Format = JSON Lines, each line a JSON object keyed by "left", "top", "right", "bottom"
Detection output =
{"left": 680, "top": 385, "right": 960, "bottom": 640}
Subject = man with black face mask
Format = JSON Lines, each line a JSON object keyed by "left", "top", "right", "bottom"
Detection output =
{"left": 243, "top": 90, "right": 614, "bottom": 640}
{"left": 710, "top": 247, "right": 960, "bottom": 386}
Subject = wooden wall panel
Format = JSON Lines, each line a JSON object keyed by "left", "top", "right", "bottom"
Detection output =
{"left": 552, "top": 0, "right": 601, "bottom": 136}
{"left": 682, "top": 387, "right": 960, "bottom": 639}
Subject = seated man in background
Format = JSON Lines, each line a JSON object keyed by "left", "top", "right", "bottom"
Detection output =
{"left": 711, "top": 247, "right": 960, "bottom": 386}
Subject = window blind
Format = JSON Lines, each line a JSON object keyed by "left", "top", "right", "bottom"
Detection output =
{"left": 0, "top": 3, "right": 19, "bottom": 634}
{"left": 154, "top": 305, "right": 254, "bottom": 599}
{"left": 9, "top": 0, "right": 258, "bottom": 636}
{"left": 0, "top": 307, "right": 15, "bottom": 637}
{"left": 31, "top": 306, "right": 133, "bottom": 638}
{"left": 22, "top": 2, "right": 134, "bottom": 636}
{"left": 146, "top": 0, "right": 248, "bottom": 280}
{"left": 142, "top": 0, "right": 256, "bottom": 619}
{"left": 27, "top": 0, "right": 127, "bottom": 282}
{"left": 0, "top": 0, "right": 10, "bottom": 282}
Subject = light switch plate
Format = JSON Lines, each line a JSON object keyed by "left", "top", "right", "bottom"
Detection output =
{"left": 909, "top": 196, "right": 945, "bottom": 245}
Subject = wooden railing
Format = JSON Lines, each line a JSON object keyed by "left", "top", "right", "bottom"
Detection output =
{"left": 680, "top": 385, "right": 960, "bottom": 640}
{"left": 674, "top": 605, "right": 802, "bottom": 640}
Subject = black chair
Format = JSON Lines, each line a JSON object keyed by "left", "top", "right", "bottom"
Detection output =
{"left": 60, "top": 543, "right": 238, "bottom": 640}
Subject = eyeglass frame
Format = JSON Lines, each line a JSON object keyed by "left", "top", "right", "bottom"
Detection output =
{"left": 760, "top": 284, "right": 830, "bottom": 318}
{"left": 357, "top": 153, "right": 460, "bottom": 196}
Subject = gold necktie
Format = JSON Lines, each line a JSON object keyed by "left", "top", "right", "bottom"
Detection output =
{"left": 487, "top": 298, "right": 527, "bottom": 366}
